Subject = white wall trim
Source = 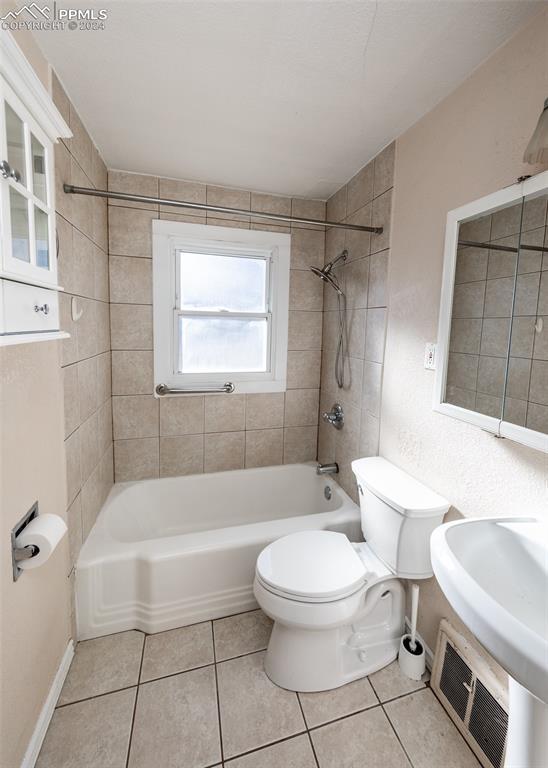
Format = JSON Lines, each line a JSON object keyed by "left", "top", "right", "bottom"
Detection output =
{"left": 0, "top": 30, "right": 71, "bottom": 141}
{"left": 20, "top": 640, "right": 74, "bottom": 768}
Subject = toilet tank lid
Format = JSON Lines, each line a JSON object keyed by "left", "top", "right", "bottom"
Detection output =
{"left": 351, "top": 457, "right": 450, "bottom": 517}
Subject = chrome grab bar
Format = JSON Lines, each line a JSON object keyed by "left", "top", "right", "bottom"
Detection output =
{"left": 155, "top": 382, "right": 235, "bottom": 396}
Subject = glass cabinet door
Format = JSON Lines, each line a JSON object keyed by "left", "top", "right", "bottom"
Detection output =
{"left": 0, "top": 77, "right": 56, "bottom": 286}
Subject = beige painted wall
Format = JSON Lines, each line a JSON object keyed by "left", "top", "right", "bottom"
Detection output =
{"left": 382, "top": 9, "right": 548, "bottom": 654}
{"left": 0, "top": 342, "right": 71, "bottom": 768}
{"left": 0, "top": 1, "right": 50, "bottom": 87}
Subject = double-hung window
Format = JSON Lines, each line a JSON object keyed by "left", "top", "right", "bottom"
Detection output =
{"left": 153, "top": 220, "right": 290, "bottom": 394}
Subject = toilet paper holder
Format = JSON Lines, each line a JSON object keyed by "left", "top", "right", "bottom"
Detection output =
{"left": 11, "top": 501, "right": 40, "bottom": 581}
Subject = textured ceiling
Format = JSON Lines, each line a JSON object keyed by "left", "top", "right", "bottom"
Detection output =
{"left": 33, "top": 0, "right": 544, "bottom": 197}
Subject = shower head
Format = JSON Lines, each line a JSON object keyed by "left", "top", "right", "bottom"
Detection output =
{"left": 309, "top": 249, "right": 348, "bottom": 295}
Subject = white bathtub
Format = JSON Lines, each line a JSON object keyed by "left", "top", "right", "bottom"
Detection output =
{"left": 76, "top": 463, "right": 361, "bottom": 639}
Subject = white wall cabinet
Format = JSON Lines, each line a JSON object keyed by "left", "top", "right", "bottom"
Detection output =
{"left": 0, "top": 31, "right": 71, "bottom": 345}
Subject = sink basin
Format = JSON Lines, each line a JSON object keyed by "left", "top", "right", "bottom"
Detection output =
{"left": 431, "top": 517, "right": 548, "bottom": 768}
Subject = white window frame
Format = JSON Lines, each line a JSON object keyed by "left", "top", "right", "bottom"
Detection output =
{"left": 153, "top": 219, "right": 290, "bottom": 395}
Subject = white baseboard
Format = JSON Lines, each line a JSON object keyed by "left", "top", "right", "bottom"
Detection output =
{"left": 20, "top": 640, "right": 74, "bottom": 768}
{"left": 404, "top": 616, "right": 435, "bottom": 671}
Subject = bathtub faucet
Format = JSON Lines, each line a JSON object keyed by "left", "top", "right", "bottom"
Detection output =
{"left": 316, "top": 462, "right": 339, "bottom": 475}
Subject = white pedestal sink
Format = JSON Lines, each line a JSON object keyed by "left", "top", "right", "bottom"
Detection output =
{"left": 431, "top": 517, "right": 548, "bottom": 768}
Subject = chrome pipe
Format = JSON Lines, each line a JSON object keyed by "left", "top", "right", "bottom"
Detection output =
{"left": 155, "top": 382, "right": 235, "bottom": 396}
{"left": 458, "top": 239, "right": 548, "bottom": 254}
{"left": 63, "top": 184, "right": 384, "bottom": 234}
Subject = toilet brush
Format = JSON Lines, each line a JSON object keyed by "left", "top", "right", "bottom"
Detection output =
{"left": 398, "top": 583, "right": 426, "bottom": 681}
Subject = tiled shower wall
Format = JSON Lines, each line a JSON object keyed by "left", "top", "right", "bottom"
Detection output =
{"left": 318, "top": 143, "right": 395, "bottom": 500}
{"left": 52, "top": 74, "right": 113, "bottom": 578}
{"left": 107, "top": 172, "right": 326, "bottom": 481}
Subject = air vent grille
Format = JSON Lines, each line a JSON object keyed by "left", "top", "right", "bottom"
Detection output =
{"left": 439, "top": 641, "right": 472, "bottom": 721}
{"left": 469, "top": 680, "right": 508, "bottom": 768}
{"left": 431, "top": 619, "right": 508, "bottom": 768}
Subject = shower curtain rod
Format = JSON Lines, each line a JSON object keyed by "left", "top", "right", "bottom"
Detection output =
{"left": 63, "top": 184, "right": 383, "bottom": 233}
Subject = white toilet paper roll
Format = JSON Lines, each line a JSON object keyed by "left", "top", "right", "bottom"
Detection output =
{"left": 15, "top": 513, "right": 67, "bottom": 570}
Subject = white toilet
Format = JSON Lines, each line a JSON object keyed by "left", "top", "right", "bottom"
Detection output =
{"left": 253, "top": 456, "right": 450, "bottom": 692}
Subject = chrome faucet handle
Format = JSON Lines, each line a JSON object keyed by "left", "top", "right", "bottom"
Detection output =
{"left": 322, "top": 403, "right": 344, "bottom": 430}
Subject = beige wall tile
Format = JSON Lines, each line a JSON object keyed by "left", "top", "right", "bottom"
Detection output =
{"left": 251, "top": 192, "right": 291, "bottom": 227}
{"left": 344, "top": 204, "right": 371, "bottom": 262}
{"left": 109, "top": 207, "right": 155, "bottom": 257}
{"left": 346, "top": 307, "right": 367, "bottom": 359}
{"left": 514, "top": 271, "right": 541, "bottom": 316}
{"left": 449, "top": 318, "right": 482, "bottom": 355}
{"left": 287, "top": 350, "right": 321, "bottom": 389}
{"left": 477, "top": 355, "right": 506, "bottom": 397}
{"left": 70, "top": 159, "right": 94, "bottom": 239}
{"left": 345, "top": 257, "right": 369, "bottom": 309}
{"left": 284, "top": 389, "right": 319, "bottom": 426}
{"left": 108, "top": 171, "right": 159, "bottom": 210}
{"left": 288, "top": 310, "right": 322, "bottom": 350}
{"left": 111, "top": 350, "right": 153, "bottom": 395}
{"left": 245, "top": 393, "right": 285, "bottom": 430}
{"left": 491, "top": 202, "right": 522, "bottom": 240}
{"left": 373, "top": 142, "right": 395, "bottom": 198}
{"left": 204, "top": 431, "right": 245, "bottom": 472}
{"left": 113, "top": 395, "right": 159, "bottom": 439}
{"left": 51, "top": 72, "right": 70, "bottom": 137}
{"left": 159, "top": 177, "right": 207, "bottom": 215}
{"left": 487, "top": 237, "right": 518, "bottom": 279}
{"left": 159, "top": 395, "right": 205, "bottom": 436}
{"left": 480, "top": 318, "right": 511, "bottom": 357}
{"left": 92, "top": 197, "right": 108, "bottom": 252}
{"left": 96, "top": 301, "right": 111, "bottom": 354}
{"left": 533, "top": 316, "right": 548, "bottom": 360}
{"left": 506, "top": 357, "right": 532, "bottom": 400}
{"left": 362, "top": 361, "right": 383, "bottom": 418}
{"left": 66, "top": 492, "right": 82, "bottom": 572}
{"left": 109, "top": 255, "right": 153, "bottom": 304}
{"left": 114, "top": 437, "right": 159, "bottom": 481}
{"left": 370, "top": 189, "right": 392, "bottom": 255}
{"left": 283, "top": 426, "right": 318, "bottom": 463}
{"left": 90, "top": 145, "right": 108, "bottom": 190}
{"left": 446, "top": 353, "right": 479, "bottom": 391}
{"left": 94, "top": 246, "right": 109, "bottom": 302}
{"left": 65, "top": 428, "right": 82, "bottom": 507}
{"left": 79, "top": 412, "right": 99, "bottom": 483}
{"left": 289, "top": 269, "right": 323, "bottom": 311}
{"left": 76, "top": 298, "right": 98, "bottom": 360}
{"left": 77, "top": 356, "right": 98, "bottom": 422}
{"left": 529, "top": 359, "right": 548, "bottom": 405}
{"left": 59, "top": 292, "right": 79, "bottom": 366}
{"left": 245, "top": 428, "right": 283, "bottom": 468}
{"left": 526, "top": 402, "right": 548, "bottom": 432}
{"left": 347, "top": 162, "right": 374, "bottom": 216}
{"left": 326, "top": 185, "right": 347, "bottom": 223}
{"left": 365, "top": 308, "right": 387, "bottom": 363}
{"left": 510, "top": 316, "right": 535, "bottom": 357}
{"left": 63, "top": 364, "right": 80, "bottom": 438}
{"left": 368, "top": 250, "right": 389, "bottom": 308}
{"left": 54, "top": 140, "right": 72, "bottom": 222}
{"left": 290, "top": 227, "right": 325, "bottom": 270}
{"left": 204, "top": 394, "right": 246, "bottom": 433}
{"left": 68, "top": 228, "right": 95, "bottom": 299}
{"left": 160, "top": 435, "right": 204, "bottom": 477}
{"left": 359, "top": 411, "right": 380, "bottom": 456}
{"left": 484, "top": 276, "right": 514, "bottom": 317}
{"left": 97, "top": 352, "right": 112, "bottom": 404}
{"left": 110, "top": 304, "right": 153, "bottom": 350}
{"left": 503, "top": 397, "right": 527, "bottom": 426}
{"left": 206, "top": 185, "right": 250, "bottom": 222}
{"left": 455, "top": 247, "right": 488, "bottom": 284}
{"left": 81, "top": 464, "right": 103, "bottom": 539}
{"left": 69, "top": 105, "right": 93, "bottom": 180}
{"left": 98, "top": 399, "right": 113, "bottom": 454}
{"left": 291, "top": 198, "right": 326, "bottom": 226}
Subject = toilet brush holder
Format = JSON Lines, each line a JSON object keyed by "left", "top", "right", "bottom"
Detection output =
{"left": 398, "top": 633, "right": 425, "bottom": 681}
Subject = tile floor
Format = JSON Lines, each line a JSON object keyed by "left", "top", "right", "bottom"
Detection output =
{"left": 37, "top": 610, "right": 481, "bottom": 768}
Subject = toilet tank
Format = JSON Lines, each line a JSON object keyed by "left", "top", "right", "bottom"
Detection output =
{"left": 351, "top": 457, "right": 450, "bottom": 579}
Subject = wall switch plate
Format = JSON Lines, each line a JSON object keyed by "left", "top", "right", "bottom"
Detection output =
{"left": 424, "top": 343, "right": 437, "bottom": 370}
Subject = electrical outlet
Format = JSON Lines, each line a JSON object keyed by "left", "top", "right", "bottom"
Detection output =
{"left": 424, "top": 343, "right": 437, "bottom": 370}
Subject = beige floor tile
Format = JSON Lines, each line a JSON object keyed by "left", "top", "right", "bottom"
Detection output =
{"left": 58, "top": 631, "right": 144, "bottom": 705}
{"left": 37, "top": 688, "right": 135, "bottom": 768}
{"left": 384, "top": 688, "right": 480, "bottom": 768}
{"left": 217, "top": 651, "right": 305, "bottom": 758}
{"left": 128, "top": 666, "right": 221, "bottom": 768}
{"left": 299, "top": 676, "right": 378, "bottom": 728}
{"left": 368, "top": 660, "right": 426, "bottom": 702}
{"left": 311, "top": 706, "right": 410, "bottom": 768}
{"left": 140, "top": 621, "right": 214, "bottom": 682}
{"left": 226, "top": 734, "right": 317, "bottom": 767}
{"left": 214, "top": 610, "right": 273, "bottom": 661}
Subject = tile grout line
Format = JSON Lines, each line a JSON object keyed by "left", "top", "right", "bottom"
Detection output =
{"left": 381, "top": 703, "right": 416, "bottom": 768}
{"left": 211, "top": 621, "right": 226, "bottom": 766}
{"left": 295, "top": 692, "right": 321, "bottom": 768}
{"left": 124, "top": 636, "right": 146, "bottom": 768}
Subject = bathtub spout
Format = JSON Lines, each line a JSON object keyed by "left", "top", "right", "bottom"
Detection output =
{"left": 316, "top": 462, "right": 339, "bottom": 475}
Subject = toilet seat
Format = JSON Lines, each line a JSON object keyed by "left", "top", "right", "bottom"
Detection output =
{"left": 256, "top": 530, "right": 367, "bottom": 603}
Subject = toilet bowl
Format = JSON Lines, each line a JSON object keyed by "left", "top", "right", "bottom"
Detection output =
{"left": 253, "top": 457, "right": 450, "bottom": 692}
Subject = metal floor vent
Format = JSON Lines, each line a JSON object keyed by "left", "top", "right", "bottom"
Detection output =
{"left": 431, "top": 619, "right": 508, "bottom": 768}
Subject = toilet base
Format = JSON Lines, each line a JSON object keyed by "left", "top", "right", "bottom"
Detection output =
{"left": 259, "top": 578, "right": 405, "bottom": 692}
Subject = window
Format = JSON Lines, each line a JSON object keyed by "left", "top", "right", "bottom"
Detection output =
{"left": 153, "top": 220, "right": 290, "bottom": 394}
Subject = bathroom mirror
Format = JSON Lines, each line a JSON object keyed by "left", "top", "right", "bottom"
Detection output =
{"left": 434, "top": 170, "right": 548, "bottom": 453}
